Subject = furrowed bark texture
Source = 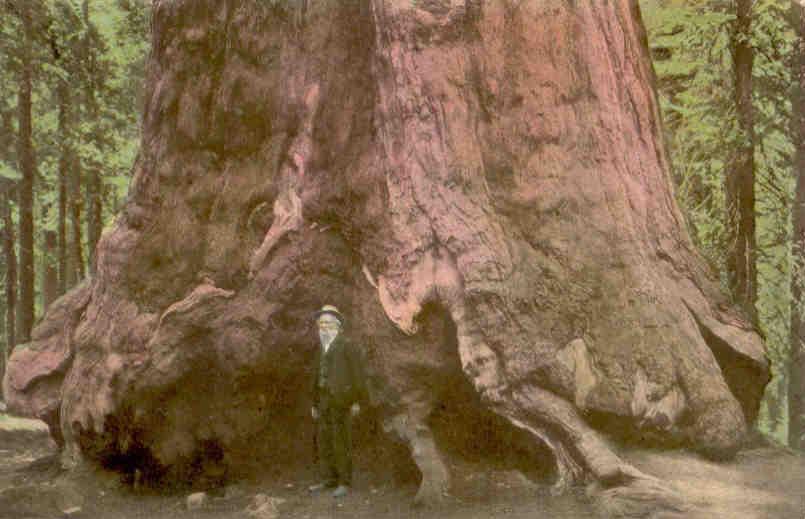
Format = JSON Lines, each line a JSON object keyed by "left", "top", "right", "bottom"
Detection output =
{"left": 17, "top": 0, "right": 36, "bottom": 345}
{"left": 3, "top": 0, "right": 769, "bottom": 511}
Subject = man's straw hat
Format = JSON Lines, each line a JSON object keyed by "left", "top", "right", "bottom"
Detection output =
{"left": 314, "top": 304, "right": 345, "bottom": 325}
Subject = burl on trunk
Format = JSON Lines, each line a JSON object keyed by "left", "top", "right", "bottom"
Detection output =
{"left": 3, "top": 0, "right": 768, "bottom": 514}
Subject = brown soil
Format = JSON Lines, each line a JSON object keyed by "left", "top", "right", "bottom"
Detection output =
{"left": 2, "top": 413, "right": 804, "bottom": 519}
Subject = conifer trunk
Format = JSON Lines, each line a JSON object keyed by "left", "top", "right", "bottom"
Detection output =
{"left": 67, "top": 151, "right": 84, "bottom": 287}
{"left": 58, "top": 82, "right": 69, "bottom": 296}
{"left": 42, "top": 229, "right": 59, "bottom": 313}
{"left": 16, "top": 0, "right": 36, "bottom": 344}
{"left": 726, "top": 0, "right": 758, "bottom": 323}
{"left": 1, "top": 185, "right": 17, "bottom": 392}
{"left": 789, "top": 0, "right": 805, "bottom": 451}
{"left": 82, "top": 0, "right": 103, "bottom": 275}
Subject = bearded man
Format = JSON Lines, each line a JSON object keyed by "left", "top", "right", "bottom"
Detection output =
{"left": 308, "top": 305, "right": 367, "bottom": 498}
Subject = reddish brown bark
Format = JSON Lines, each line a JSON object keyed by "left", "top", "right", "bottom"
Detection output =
{"left": 726, "top": 0, "right": 758, "bottom": 323}
{"left": 1, "top": 184, "right": 17, "bottom": 391}
{"left": 82, "top": 0, "right": 103, "bottom": 276}
{"left": 58, "top": 82, "right": 69, "bottom": 296}
{"left": 3, "top": 1, "right": 769, "bottom": 514}
{"left": 16, "top": 0, "right": 36, "bottom": 344}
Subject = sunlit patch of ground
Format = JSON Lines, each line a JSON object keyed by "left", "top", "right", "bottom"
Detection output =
{"left": 623, "top": 446, "right": 805, "bottom": 518}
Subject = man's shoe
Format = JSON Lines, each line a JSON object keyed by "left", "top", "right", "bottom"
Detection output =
{"left": 309, "top": 481, "right": 336, "bottom": 493}
{"left": 331, "top": 485, "right": 349, "bottom": 498}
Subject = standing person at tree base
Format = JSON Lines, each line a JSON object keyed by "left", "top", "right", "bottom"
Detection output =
{"left": 308, "top": 305, "right": 368, "bottom": 498}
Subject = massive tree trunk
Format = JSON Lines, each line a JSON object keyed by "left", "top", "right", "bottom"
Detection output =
{"left": 16, "top": 0, "right": 36, "bottom": 344}
{"left": 3, "top": 0, "right": 770, "bottom": 514}
{"left": 726, "top": 0, "right": 758, "bottom": 323}
{"left": 790, "top": 0, "right": 805, "bottom": 452}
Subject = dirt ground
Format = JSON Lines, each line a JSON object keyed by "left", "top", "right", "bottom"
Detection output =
{"left": 1, "top": 412, "right": 804, "bottom": 519}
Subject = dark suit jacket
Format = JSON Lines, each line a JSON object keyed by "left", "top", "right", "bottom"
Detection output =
{"left": 312, "top": 333, "right": 368, "bottom": 409}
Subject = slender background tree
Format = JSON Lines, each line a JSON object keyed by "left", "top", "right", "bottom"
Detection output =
{"left": 789, "top": 0, "right": 805, "bottom": 451}
{"left": 16, "top": 0, "right": 37, "bottom": 345}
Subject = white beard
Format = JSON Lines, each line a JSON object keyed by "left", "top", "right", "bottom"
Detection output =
{"left": 319, "top": 329, "right": 337, "bottom": 351}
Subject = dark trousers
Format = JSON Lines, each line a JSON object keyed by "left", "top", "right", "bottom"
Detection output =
{"left": 317, "top": 399, "right": 352, "bottom": 486}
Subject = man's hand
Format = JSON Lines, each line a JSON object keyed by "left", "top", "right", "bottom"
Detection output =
{"left": 311, "top": 406, "right": 319, "bottom": 420}
{"left": 350, "top": 403, "right": 360, "bottom": 417}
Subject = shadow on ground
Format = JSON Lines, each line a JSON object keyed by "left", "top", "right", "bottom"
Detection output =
{"left": 1, "top": 410, "right": 804, "bottom": 519}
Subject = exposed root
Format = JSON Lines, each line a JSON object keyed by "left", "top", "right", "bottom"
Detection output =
{"left": 682, "top": 297, "right": 769, "bottom": 427}
{"left": 373, "top": 245, "right": 695, "bottom": 515}
{"left": 382, "top": 392, "right": 450, "bottom": 506}
{"left": 496, "top": 385, "right": 694, "bottom": 516}
{"left": 504, "top": 414, "right": 585, "bottom": 495}
{"left": 588, "top": 474, "right": 691, "bottom": 518}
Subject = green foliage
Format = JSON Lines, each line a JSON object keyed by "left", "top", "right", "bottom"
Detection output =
{"left": 0, "top": 0, "right": 150, "bottom": 349}
{"left": 641, "top": 0, "right": 795, "bottom": 443}
{"left": 0, "top": 162, "right": 22, "bottom": 181}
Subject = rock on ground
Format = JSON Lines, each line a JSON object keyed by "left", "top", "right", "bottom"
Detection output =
{"left": 186, "top": 491, "right": 208, "bottom": 510}
{"left": 245, "top": 494, "right": 285, "bottom": 519}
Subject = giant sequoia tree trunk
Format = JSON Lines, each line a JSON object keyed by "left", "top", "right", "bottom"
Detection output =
{"left": 3, "top": 0, "right": 769, "bottom": 514}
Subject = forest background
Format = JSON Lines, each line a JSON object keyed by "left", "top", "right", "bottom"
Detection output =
{"left": 0, "top": 0, "right": 803, "bottom": 449}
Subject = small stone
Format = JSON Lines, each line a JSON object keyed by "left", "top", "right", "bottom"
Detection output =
{"left": 245, "top": 494, "right": 285, "bottom": 519}
{"left": 63, "top": 506, "right": 82, "bottom": 516}
{"left": 186, "top": 492, "right": 208, "bottom": 510}
{"left": 0, "top": 401, "right": 7, "bottom": 412}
